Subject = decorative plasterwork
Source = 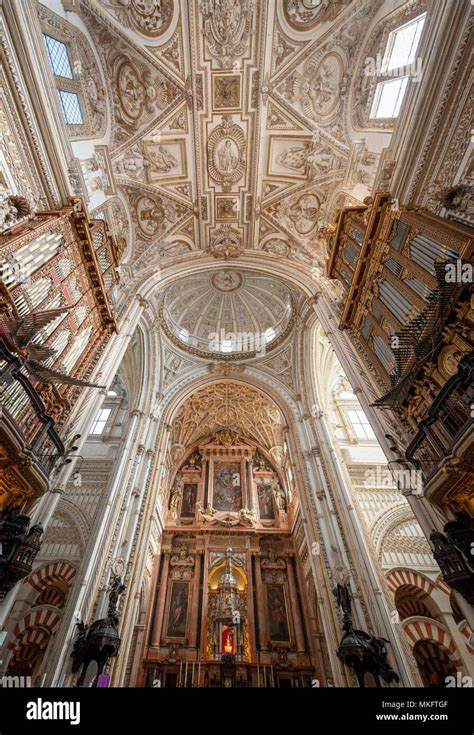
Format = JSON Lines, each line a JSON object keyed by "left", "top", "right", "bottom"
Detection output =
{"left": 170, "top": 382, "right": 284, "bottom": 451}
{"left": 82, "top": 10, "right": 183, "bottom": 148}
{"left": 208, "top": 225, "right": 243, "bottom": 259}
{"left": 200, "top": 0, "right": 255, "bottom": 68}
{"left": 207, "top": 116, "right": 246, "bottom": 191}
{"left": 99, "top": 0, "right": 175, "bottom": 38}
{"left": 120, "top": 183, "right": 192, "bottom": 257}
{"left": 350, "top": 0, "right": 429, "bottom": 131}
{"left": 37, "top": 3, "right": 108, "bottom": 140}
{"left": 283, "top": 0, "right": 352, "bottom": 31}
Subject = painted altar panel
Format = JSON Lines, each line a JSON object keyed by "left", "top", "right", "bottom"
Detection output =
{"left": 257, "top": 482, "right": 275, "bottom": 520}
{"left": 266, "top": 584, "right": 291, "bottom": 643}
{"left": 212, "top": 461, "right": 242, "bottom": 511}
{"left": 166, "top": 581, "right": 189, "bottom": 638}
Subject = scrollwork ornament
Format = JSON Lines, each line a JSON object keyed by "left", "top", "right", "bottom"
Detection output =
{"left": 200, "top": 0, "right": 255, "bottom": 68}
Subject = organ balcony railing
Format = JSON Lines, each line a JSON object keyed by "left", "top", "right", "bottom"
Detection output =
{"left": 0, "top": 338, "right": 65, "bottom": 478}
{"left": 404, "top": 352, "right": 473, "bottom": 510}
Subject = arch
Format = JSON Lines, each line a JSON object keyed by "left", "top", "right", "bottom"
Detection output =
{"left": 121, "top": 253, "right": 318, "bottom": 315}
{"left": 23, "top": 560, "right": 77, "bottom": 594}
{"left": 6, "top": 606, "right": 62, "bottom": 678}
{"left": 372, "top": 505, "right": 415, "bottom": 555}
{"left": 34, "top": 586, "right": 66, "bottom": 609}
{"left": 8, "top": 606, "right": 62, "bottom": 649}
{"left": 402, "top": 617, "right": 464, "bottom": 669}
{"left": 413, "top": 640, "right": 458, "bottom": 688}
{"left": 386, "top": 569, "right": 438, "bottom": 598}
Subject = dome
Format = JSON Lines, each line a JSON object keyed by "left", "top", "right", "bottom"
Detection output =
{"left": 162, "top": 270, "right": 293, "bottom": 356}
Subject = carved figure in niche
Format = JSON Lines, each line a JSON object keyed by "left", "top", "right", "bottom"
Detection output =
{"left": 169, "top": 478, "right": 183, "bottom": 511}
{"left": 181, "top": 483, "right": 197, "bottom": 517}
{"left": 149, "top": 145, "right": 178, "bottom": 174}
{"left": 217, "top": 139, "right": 239, "bottom": 173}
{"left": 273, "top": 480, "right": 287, "bottom": 512}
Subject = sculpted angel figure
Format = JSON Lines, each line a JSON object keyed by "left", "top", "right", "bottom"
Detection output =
{"left": 149, "top": 145, "right": 178, "bottom": 174}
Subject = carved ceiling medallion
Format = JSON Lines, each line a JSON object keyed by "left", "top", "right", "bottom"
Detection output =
{"left": 135, "top": 194, "right": 166, "bottom": 237}
{"left": 289, "top": 193, "right": 320, "bottom": 235}
{"left": 302, "top": 52, "right": 344, "bottom": 118}
{"left": 207, "top": 117, "right": 246, "bottom": 191}
{"left": 103, "top": 0, "right": 174, "bottom": 37}
{"left": 116, "top": 59, "right": 168, "bottom": 126}
{"left": 211, "top": 270, "right": 243, "bottom": 292}
{"left": 201, "top": 0, "right": 255, "bottom": 68}
{"left": 283, "top": 0, "right": 351, "bottom": 30}
{"left": 208, "top": 225, "right": 243, "bottom": 259}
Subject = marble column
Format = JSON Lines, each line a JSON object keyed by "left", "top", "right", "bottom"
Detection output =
{"left": 246, "top": 541, "right": 257, "bottom": 659}
{"left": 151, "top": 552, "right": 170, "bottom": 646}
{"left": 189, "top": 552, "right": 202, "bottom": 649}
{"left": 199, "top": 539, "right": 210, "bottom": 660}
{"left": 253, "top": 553, "right": 269, "bottom": 650}
{"left": 286, "top": 556, "right": 305, "bottom": 652}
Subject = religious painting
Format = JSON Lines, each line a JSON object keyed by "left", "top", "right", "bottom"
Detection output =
{"left": 268, "top": 136, "right": 313, "bottom": 179}
{"left": 143, "top": 139, "right": 187, "bottom": 182}
{"left": 213, "top": 74, "right": 242, "bottom": 110}
{"left": 215, "top": 195, "right": 239, "bottom": 222}
{"left": 266, "top": 584, "right": 290, "bottom": 642}
{"left": 166, "top": 581, "right": 189, "bottom": 638}
{"left": 257, "top": 482, "right": 275, "bottom": 520}
{"left": 213, "top": 461, "right": 242, "bottom": 512}
{"left": 181, "top": 482, "right": 198, "bottom": 518}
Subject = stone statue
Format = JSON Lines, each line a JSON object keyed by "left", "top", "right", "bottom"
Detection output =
{"left": 169, "top": 478, "right": 183, "bottom": 511}
{"left": 273, "top": 481, "right": 287, "bottom": 512}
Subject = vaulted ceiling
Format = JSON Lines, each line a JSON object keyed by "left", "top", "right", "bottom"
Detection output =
{"left": 66, "top": 0, "right": 387, "bottom": 290}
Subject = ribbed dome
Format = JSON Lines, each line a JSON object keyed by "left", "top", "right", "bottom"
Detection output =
{"left": 162, "top": 270, "right": 293, "bottom": 355}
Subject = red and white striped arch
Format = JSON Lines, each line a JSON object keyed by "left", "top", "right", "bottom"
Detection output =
{"left": 386, "top": 569, "right": 436, "bottom": 598}
{"left": 402, "top": 617, "right": 464, "bottom": 669}
{"left": 23, "top": 561, "right": 76, "bottom": 594}
{"left": 396, "top": 596, "right": 431, "bottom": 620}
{"left": 36, "top": 586, "right": 66, "bottom": 609}
{"left": 8, "top": 607, "right": 62, "bottom": 651}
